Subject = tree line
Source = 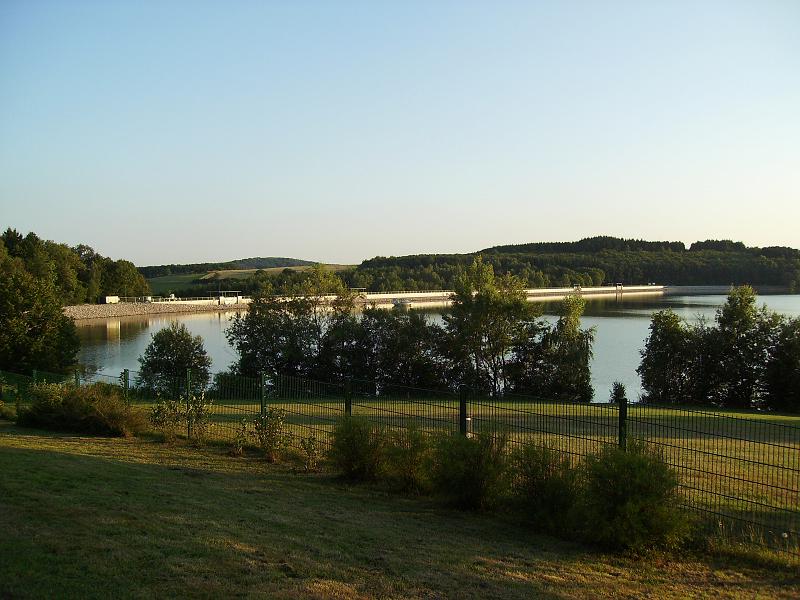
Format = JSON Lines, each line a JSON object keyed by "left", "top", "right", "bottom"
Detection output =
{"left": 1, "top": 227, "right": 151, "bottom": 374}
{"left": 225, "top": 261, "right": 595, "bottom": 400}
{"left": 156, "top": 236, "right": 800, "bottom": 297}
{"left": 638, "top": 286, "right": 800, "bottom": 412}
{"left": 1, "top": 228, "right": 150, "bottom": 305}
{"left": 350, "top": 237, "right": 800, "bottom": 291}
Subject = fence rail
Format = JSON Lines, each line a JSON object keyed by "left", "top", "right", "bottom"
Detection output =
{"left": 1, "top": 367, "right": 797, "bottom": 555}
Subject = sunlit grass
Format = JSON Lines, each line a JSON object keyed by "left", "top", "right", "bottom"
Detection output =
{"left": 1, "top": 422, "right": 798, "bottom": 599}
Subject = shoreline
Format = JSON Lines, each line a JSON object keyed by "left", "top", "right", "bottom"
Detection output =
{"left": 64, "top": 284, "right": 793, "bottom": 321}
{"left": 63, "top": 302, "right": 250, "bottom": 321}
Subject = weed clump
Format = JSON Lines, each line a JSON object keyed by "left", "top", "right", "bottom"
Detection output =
{"left": 299, "top": 435, "right": 319, "bottom": 472}
{"left": 229, "top": 418, "right": 249, "bottom": 457}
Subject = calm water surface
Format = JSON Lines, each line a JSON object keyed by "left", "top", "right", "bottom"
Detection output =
{"left": 76, "top": 294, "right": 800, "bottom": 400}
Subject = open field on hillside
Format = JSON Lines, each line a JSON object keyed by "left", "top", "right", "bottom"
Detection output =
{"left": 145, "top": 273, "right": 208, "bottom": 295}
{"left": 146, "top": 264, "right": 355, "bottom": 294}
{"left": 1, "top": 422, "right": 798, "bottom": 599}
{"left": 200, "top": 264, "right": 355, "bottom": 280}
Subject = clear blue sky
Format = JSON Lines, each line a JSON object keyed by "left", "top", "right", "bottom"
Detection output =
{"left": 1, "top": 0, "right": 798, "bottom": 266}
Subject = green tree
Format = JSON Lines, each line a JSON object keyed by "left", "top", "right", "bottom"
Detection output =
{"left": 764, "top": 317, "right": 800, "bottom": 413}
{"left": 0, "top": 252, "right": 80, "bottom": 373}
{"left": 101, "top": 259, "right": 150, "bottom": 298}
{"left": 711, "top": 286, "right": 782, "bottom": 408}
{"left": 510, "top": 294, "right": 595, "bottom": 401}
{"left": 443, "top": 256, "right": 539, "bottom": 395}
{"left": 227, "top": 265, "right": 355, "bottom": 379}
{"left": 137, "top": 322, "right": 211, "bottom": 394}
{"left": 358, "top": 308, "right": 446, "bottom": 390}
{"left": 638, "top": 286, "right": 785, "bottom": 409}
{"left": 637, "top": 310, "right": 695, "bottom": 404}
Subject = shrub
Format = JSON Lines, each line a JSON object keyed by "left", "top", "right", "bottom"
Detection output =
{"left": 229, "top": 418, "right": 249, "bottom": 457}
{"left": 329, "top": 416, "right": 389, "bottom": 481}
{"left": 149, "top": 397, "right": 183, "bottom": 442}
{"left": 579, "top": 441, "right": 691, "bottom": 552}
{"left": 610, "top": 381, "right": 627, "bottom": 404}
{"left": 186, "top": 393, "right": 213, "bottom": 443}
{"left": 384, "top": 425, "right": 432, "bottom": 493}
{"left": 512, "top": 443, "right": 579, "bottom": 531}
{"left": 18, "top": 382, "right": 146, "bottom": 436}
{"left": 430, "top": 432, "right": 509, "bottom": 510}
{"left": 299, "top": 435, "right": 319, "bottom": 473}
{"left": 0, "top": 399, "right": 16, "bottom": 421}
{"left": 253, "top": 408, "right": 289, "bottom": 462}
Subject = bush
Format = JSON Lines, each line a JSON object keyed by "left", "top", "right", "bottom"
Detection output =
{"left": 229, "top": 418, "right": 249, "bottom": 457}
{"left": 149, "top": 397, "right": 182, "bottom": 442}
{"left": 512, "top": 443, "right": 579, "bottom": 531}
{"left": 430, "top": 432, "right": 509, "bottom": 510}
{"left": 579, "top": 441, "right": 691, "bottom": 552}
{"left": 610, "top": 381, "right": 627, "bottom": 404}
{"left": 186, "top": 393, "right": 213, "bottom": 443}
{"left": 384, "top": 425, "right": 432, "bottom": 494}
{"left": 299, "top": 435, "right": 319, "bottom": 473}
{"left": 18, "top": 382, "right": 146, "bottom": 437}
{"left": 329, "top": 416, "right": 389, "bottom": 481}
{"left": 0, "top": 399, "right": 16, "bottom": 421}
{"left": 253, "top": 408, "right": 290, "bottom": 462}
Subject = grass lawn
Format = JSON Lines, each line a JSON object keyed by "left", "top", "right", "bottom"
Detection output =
{"left": 146, "top": 273, "right": 206, "bottom": 295}
{"left": 1, "top": 421, "right": 798, "bottom": 599}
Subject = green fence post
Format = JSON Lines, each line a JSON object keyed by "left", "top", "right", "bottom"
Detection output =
{"left": 260, "top": 371, "right": 267, "bottom": 419}
{"left": 74, "top": 371, "right": 80, "bottom": 387}
{"left": 31, "top": 369, "right": 38, "bottom": 383}
{"left": 618, "top": 394, "right": 628, "bottom": 450}
{"left": 186, "top": 369, "right": 192, "bottom": 439}
{"left": 459, "top": 386, "right": 468, "bottom": 437}
{"left": 123, "top": 369, "right": 130, "bottom": 401}
{"left": 344, "top": 379, "right": 352, "bottom": 417}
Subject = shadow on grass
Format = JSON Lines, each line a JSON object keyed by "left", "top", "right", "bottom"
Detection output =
{"left": 1, "top": 424, "right": 798, "bottom": 599}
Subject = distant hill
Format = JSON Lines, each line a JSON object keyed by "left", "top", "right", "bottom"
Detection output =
{"left": 482, "top": 236, "right": 686, "bottom": 254}
{"left": 139, "top": 257, "right": 316, "bottom": 279}
{"left": 345, "top": 237, "right": 800, "bottom": 292}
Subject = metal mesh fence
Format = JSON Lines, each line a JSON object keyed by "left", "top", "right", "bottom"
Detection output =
{"left": 1, "top": 367, "right": 797, "bottom": 555}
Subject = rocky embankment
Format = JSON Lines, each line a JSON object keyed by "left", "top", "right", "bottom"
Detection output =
{"left": 64, "top": 302, "right": 250, "bottom": 320}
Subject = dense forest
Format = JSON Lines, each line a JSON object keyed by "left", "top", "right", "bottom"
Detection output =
{"left": 162, "top": 237, "right": 800, "bottom": 296}
{"left": 1, "top": 228, "right": 150, "bottom": 305}
{"left": 345, "top": 237, "right": 800, "bottom": 292}
{"left": 139, "top": 257, "right": 315, "bottom": 278}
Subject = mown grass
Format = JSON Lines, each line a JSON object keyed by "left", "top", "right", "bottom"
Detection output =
{"left": 1, "top": 421, "right": 798, "bottom": 599}
{"left": 7, "top": 381, "right": 799, "bottom": 553}
{"left": 146, "top": 273, "right": 205, "bottom": 295}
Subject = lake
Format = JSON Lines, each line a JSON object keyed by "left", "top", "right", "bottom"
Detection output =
{"left": 76, "top": 293, "right": 800, "bottom": 400}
